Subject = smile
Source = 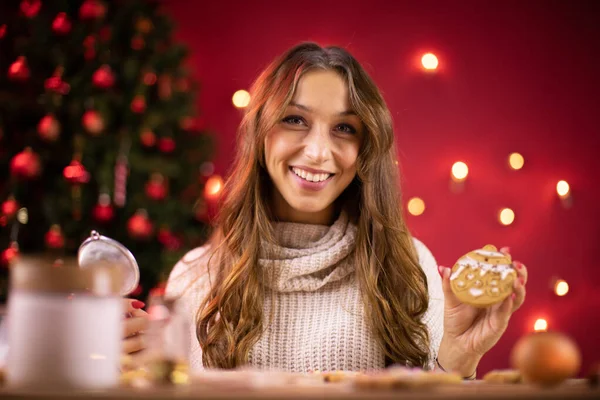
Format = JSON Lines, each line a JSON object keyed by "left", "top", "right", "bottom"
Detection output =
{"left": 288, "top": 167, "right": 334, "bottom": 191}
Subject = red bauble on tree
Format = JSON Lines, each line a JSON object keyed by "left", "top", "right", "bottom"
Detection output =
{"left": 0, "top": 24, "right": 7, "bottom": 39}
{"left": 1, "top": 197, "right": 19, "bottom": 218}
{"left": 92, "top": 65, "right": 115, "bottom": 89}
{"left": 45, "top": 225, "right": 65, "bottom": 249}
{"left": 45, "top": 70, "right": 70, "bottom": 95}
{"left": 52, "top": 12, "right": 72, "bottom": 35}
{"left": 63, "top": 160, "right": 90, "bottom": 184}
{"left": 127, "top": 210, "right": 153, "bottom": 240}
{"left": 8, "top": 56, "right": 30, "bottom": 81}
{"left": 145, "top": 173, "right": 168, "bottom": 201}
{"left": 143, "top": 71, "right": 157, "bottom": 86}
{"left": 140, "top": 130, "right": 156, "bottom": 147}
{"left": 20, "top": 0, "right": 41, "bottom": 18}
{"left": 158, "top": 137, "right": 176, "bottom": 153}
{"left": 92, "top": 194, "right": 114, "bottom": 223}
{"left": 82, "top": 110, "right": 104, "bottom": 135}
{"left": 79, "top": 0, "right": 106, "bottom": 20}
{"left": 130, "top": 95, "right": 146, "bottom": 114}
{"left": 38, "top": 114, "right": 61, "bottom": 142}
{"left": 10, "top": 148, "right": 41, "bottom": 180}
{"left": 1, "top": 243, "right": 19, "bottom": 268}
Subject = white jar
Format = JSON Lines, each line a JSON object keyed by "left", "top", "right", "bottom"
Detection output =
{"left": 6, "top": 256, "right": 123, "bottom": 389}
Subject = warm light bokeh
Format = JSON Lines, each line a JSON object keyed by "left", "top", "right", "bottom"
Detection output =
{"left": 509, "top": 152, "right": 525, "bottom": 170}
{"left": 451, "top": 161, "right": 469, "bottom": 181}
{"left": 421, "top": 53, "right": 439, "bottom": 70}
{"left": 499, "top": 208, "right": 515, "bottom": 226}
{"left": 407, "top": 197, "right": 426, "bottom": 216}
{"left": 554, "top": 279, "right": 569, "bottom": 296}
{"left": 204, "top": 175, "right": 224, "bottom": 199}
{"left": 556, "top": 180, "right": 570, "bottom": 197}
{"left": 534, "top": 318, "right": 548, "bottom": 332}
{"left": 232, "top": 89, "right": 251, "bottom": 108}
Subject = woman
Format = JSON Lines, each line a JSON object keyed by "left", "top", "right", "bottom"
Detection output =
{"left": 124, "top": 42, "right": 528, "bottom": 377}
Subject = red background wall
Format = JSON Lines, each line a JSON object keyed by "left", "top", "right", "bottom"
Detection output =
{"left": 165, "top": 0, "right": 600, "bottom": 375}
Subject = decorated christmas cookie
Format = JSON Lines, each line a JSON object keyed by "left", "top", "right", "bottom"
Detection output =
{"left": 450, "top": 244, "right": 517, "bottom": 307}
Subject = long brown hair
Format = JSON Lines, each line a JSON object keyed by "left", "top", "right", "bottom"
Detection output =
{"left": 197, "top": 42, "right": 430, "bottom": 369}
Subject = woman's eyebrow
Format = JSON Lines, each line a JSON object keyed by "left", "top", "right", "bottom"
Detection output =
{"left": 289, "top": 101, "right": 357, "bottom": 116}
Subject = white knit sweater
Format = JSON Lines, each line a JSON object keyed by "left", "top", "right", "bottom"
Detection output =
{"left": 165, "top": 212, "right": 444, "bottom": 373}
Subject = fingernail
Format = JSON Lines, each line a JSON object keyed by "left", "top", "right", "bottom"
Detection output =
{"left": 500, "top": 246, "right": 511, "bottom": 254}
{"left": 514, "top": 261, "right": 522, "bottom": 269}
{"left": 438, "top": 266, "right": 444, "bottom": 277}
{"left": 519, "top": 277, "right": 525, "bottom": 285}
{"left": 511, "top": 293, "right": 516, "bottom": 300}
{"left": 132, "top": 300, "right": 145, "bottom": 309}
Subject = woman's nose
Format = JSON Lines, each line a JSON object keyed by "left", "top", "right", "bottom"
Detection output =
{"left": 303, "top": 126, "right": 332, "bottom": 163}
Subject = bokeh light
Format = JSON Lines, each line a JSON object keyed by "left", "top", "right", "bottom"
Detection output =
{"left": 499, "top": 208, "right": 515, "bottom": 226}
{"left": 556, "top": 180, "right": 570, "bottom": 198}
{"left": 204, "top": 175, "right": 224, "bottom": 200}
{"left": 534, "top": 318, "right": 548, "bottom": 332}
{"left": 509, "top": 152, "right": 525, "bottom": 170}
{"left": 232, "top": 90, "right": 251, "bottom": 108}
{"left": 451, "top": 161, "right": 469, "bottom": 181}
{"left": 407, "top": 197, "right": 426, "bottom": 216}
{"left": 421, "top": 53, "right": 439, "bottom": 70}
{"left": 554, "top": 279, "right": 569, "bottom": 296}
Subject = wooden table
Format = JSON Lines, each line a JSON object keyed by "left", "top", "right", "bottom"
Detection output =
{"left": 1, "top": 379, "right": 599, "bottom": 400}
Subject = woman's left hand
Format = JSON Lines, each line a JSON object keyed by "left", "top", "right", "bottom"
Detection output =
{"left": 437, "top": 247, "right": 527, "bottom": 376}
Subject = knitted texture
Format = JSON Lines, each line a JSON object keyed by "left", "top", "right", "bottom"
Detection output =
{"left": 166, "top": 212, "right": 444, "bottom": 372}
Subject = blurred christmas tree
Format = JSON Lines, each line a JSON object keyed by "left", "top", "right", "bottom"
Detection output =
{"left": 0, "top": 0, "right": 217, "bottom": 302}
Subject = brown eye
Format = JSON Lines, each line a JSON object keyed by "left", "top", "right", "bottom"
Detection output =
{"left": 336, "top": 124, "right": 357, "bottom": 134}
{"left": 282, "top": 115, "right": 306, "bottom": 125}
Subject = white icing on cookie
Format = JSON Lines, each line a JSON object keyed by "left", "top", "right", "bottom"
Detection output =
{"left": 469, "top": 288, "right": 484, "bottom": 297}
{"left": 450, "top": 255, "right": 515, "bottom": 281}
{"left": 474, "top": 249, "right": 505, "bottom": 258}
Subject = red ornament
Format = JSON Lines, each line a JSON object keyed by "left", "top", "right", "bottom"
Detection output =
{"left": 8, "top": 56, "right": 30, "bottom": 81}
{"left": 0, "top": 24, "right": 7, "bottom": 39}
{"left": 10, "top": 148, "right": 41, "bottom": 179}
{"left": 131, "top": 35, "right": 145, "bottom": 51}
{"left": 82, "top": 110, "right": 104, "bottom": 135}
{"left": 52, "top": 12, "right": 72, "bottom": 35}
{"left": 157, "top": 227, "right": 171, "bottom": 246}
{"left": 130, "top": 95, "right": 146, "bottom": 114}
{"left": 131, "top": 284, "right": 143, "bottom": 297}
{"left": 20, "top": 0, "right": 41, "bottom": 18}
{"left": 158, "top": 137, "right": 176, "bottom": 153}
{"left": 45, "top": 225, "right": 65, "bottom": 249}
{"left": 127, "top": 210, "right": 153, "bottom": 240}
{"left": 63, "top": 160, "right": 90, "bottom": 184}
{"left": 44, "top": 73, "right": 70, "bottom": 95}
{"left": 92, "top": 65, "right": 115, "bottom": 89}
{"left": 145, "top": 174, "right": 168, "bottom": 201}
{"left": 38, "top": 114, "right": 61, "bottom": 142}
{"left": 143, "top": 72, "right": 157, "bottom": 86}
{"left": 79, "top": 0, "right": 106, "bottom": 20}
{"left": 92, "top": 194, "right": 114, "bottom": 223}
{"left": 1, "top": 243, "right": 19, "bottom": 268}
{"left": 140, "top": 130, "right": 156, "bottom": 147}
{"left": 1, "top": 197, "right": 19, "bottom": 218}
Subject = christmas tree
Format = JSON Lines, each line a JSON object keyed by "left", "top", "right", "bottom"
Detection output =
{"left": 0, "top": 0, "right": 216, "bottom": 302}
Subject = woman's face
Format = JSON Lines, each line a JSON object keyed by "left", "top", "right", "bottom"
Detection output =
{"left": 264, "top": 69, "right": 363, "bottom": 225}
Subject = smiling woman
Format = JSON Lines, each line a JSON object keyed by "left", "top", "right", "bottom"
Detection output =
{"left": 151, "top": 42, "right": 527, "bottom": 377}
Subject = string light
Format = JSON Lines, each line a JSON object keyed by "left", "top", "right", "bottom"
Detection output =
{"left": 499, "top": 208, "right": 515, "bottom": 226}
{"left": 421, "top": 53, "right": 439, "bottom": 70}
{"left": 407, "top": 197, "right": 426, "bottom": 216}
{"left": 534, "top": 318, "right": 548, "bottom": 332}
{"left": 508, "top": 153, "right": 525, "bottom": 170}
{"left": 554, "top": 279, "right": 569, "bottom": 296}
{"left": 556, "top": 180, "right": 570, "bottom": 198}
{"left": 232, "top": 90, "right": 250, "bottom": 108}
{"left": 451, "top": 161, "right": 469, "bottom": 182}
{"left": 16, "top": 208, "right": 28, "bottom": 224}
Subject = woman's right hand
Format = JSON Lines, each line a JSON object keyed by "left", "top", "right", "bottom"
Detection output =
{"left": 123, "top": 298, "right": 149, "bottom": 354}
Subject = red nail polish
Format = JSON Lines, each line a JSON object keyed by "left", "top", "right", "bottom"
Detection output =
{"left": 501, "top": 246, "right": 511, "bottom": 254}
{"left": 519, "top": 277, "right": 525, "bottom": 285}
{"left": 511, "top": 293, "right": 516, "bottom": 300}
{"left": 132, "top": 300, "right": 145, "bottom": 309}
{"left": 514, "top": 261, "right": 522, "bottom": 269}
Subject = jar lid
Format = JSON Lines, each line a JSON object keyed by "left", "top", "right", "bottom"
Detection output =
{"left": 78, "top": 230, "right": 140, "bottom": 296}
{"left": 11, "top": 256, "right": 123, "bottom": 296}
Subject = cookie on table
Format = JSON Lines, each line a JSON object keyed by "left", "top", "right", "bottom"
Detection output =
{"left": 483, "top": 369, "right": 523, "bottom": 384}
{"left": 354, "top": 367, "right": 462, "bottom": 389}
{"left": 450, "top": 244, "right": 517, "bottom": 307}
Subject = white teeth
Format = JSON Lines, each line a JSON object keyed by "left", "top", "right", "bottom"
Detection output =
{"left": 292, "top": 167, "right": 331, "bottom": 182}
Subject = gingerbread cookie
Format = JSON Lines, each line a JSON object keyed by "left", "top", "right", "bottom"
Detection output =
{"left": 483, "top": 369, "right": 523, "bottom": 384}
{"left": 450, "top": 244, "right": 517, "bottom": 307}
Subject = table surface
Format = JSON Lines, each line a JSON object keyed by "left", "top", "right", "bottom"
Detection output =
{"left": 1, "top": 379, "right": 599, "bottom": 400}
